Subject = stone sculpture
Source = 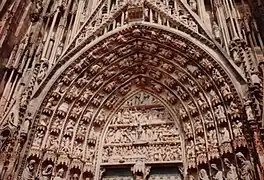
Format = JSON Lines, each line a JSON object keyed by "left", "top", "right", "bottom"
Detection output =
{"left": 235, "top": 152, "right": 254, "bottom": 180}
{"left": 224, "top": 158, "right": 238, "bottom": 180}
{"left": 199, "top": 169, "right": 210, "bottom": 180}
{"left": 41, "top": 164, "right": 53, "bottom": 180}
{"left": 22, "top": 160, "right": 36, "bottom": 180}
{"left": 54, "top": 168, "right": 65, "bottom": 180}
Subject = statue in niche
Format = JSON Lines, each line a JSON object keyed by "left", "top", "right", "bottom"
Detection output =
{"left": 56, "top": 42, "right": 64, "bottom": 58}
{"left": 189, "top": 0, "right": 197, "bottom": 11}
{"left": 51, "top": 117, "right": 62, "bottom": 130}
{"left": 32, "top": 129, "right": 45, "bottom": 147}
{"left": 46, "top": 135, "right": 58, "bottom": 150}
{"left": 212, "top": 21, "right": 221, "bottom": 41}
{"left": 54, "top": 81, "right": 66, "bottom": 94}
{"left": 220, "top": 127, "right": 231, "bottom": 143}
{"left": 215, "top": 105, "right": 226, "bottom": 122}
{"left": 244, "top": 100, "right": 255, "bottom": 121}
{"left": 197, "top": 92, "right": 207, "bottom": 109}
{"left": 221, "top": 82, "right": 232, "bottom": 97}
{"left": 228, "top": 102, "right": 240, "bottom": 117}
{"left": 212, "top": 69, "right": 223, "bottom": 81}
{"left": 179, "top": 107, "right": 187, "bottom": 119}
{"left": 204, "top": 111, "right": 214, "bottom": 128}
{"left": 186, "top": 140, "right": 195, "bottom": 158}
{"left": 45, "top": 97, "right": 56, "bottom": 109}
{"left": 209, "top": 89, "right": 220, "bottom": 105}
{"left": 66, "top": 119, "right": 75, "bottom": 132}
{"left": 235, "top": 152, "right": 254, "bottom": 180}
{"left": 54, "top": 168, "right": 65, "bottom": 180}
{"left": 89, "top": 126, "right": 96, "bottom": 140}
{"left": 73, "top": 142, "right": 83, "bottom": 158}
{"left": 196, "top": 135, "right": 206, "bottom": 152}
{"left": 41, "top": 164, "right": 53, "bottom": 180}
{"left": 211, "top": 164, "right": 224, "bottom": 180}
{"left": 72, "top": 104, "right": 82, "bottom": 115}
{"left": 188, "top": 101, "right": 197, "bottom": 114}
{"left": 224, "top": 158, "right": 238, "bottom": 180}
{"left": 199, "top": 169, "right": 210, "bottom": 180}
{"left": 21, "top": 114, "right": 32, "bottom": 135}
{"left": 194, "top": 117, "right": 203, "bottom": 133}
{"left": 232, "top": 121, "right": 243, "bottom": 138}
{"left": 61, "top": 136, "right": 71, "bottom": 153}
{"left": 208, "top": 129, "right": 218, "bottom": 147}
{"left": 68, "top": 86, "right": 79, "bottom": 98}
{"left": 184, "top": 122, "right": 192, "bottom": 134}
{"left": 22, "top": 160, "right": 36, "bottom": 180}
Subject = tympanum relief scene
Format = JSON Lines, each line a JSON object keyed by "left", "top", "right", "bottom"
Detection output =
{"left": 0, "top": 0, "right": 264, "bottom": 179}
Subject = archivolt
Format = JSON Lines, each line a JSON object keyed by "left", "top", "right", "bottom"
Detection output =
{"left": 24, "top": 23, "right": 251, "bottom": 178}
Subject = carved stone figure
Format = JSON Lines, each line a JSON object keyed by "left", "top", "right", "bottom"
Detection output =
{"left": 220, "top": 127, "right": 231, "bottom": 143}
{"left": 232, "top": 121, "right": 243, "bottom": 138}
{"left": 65, "top": 119, "right": 75, "bottom": 133}
{"left": 204, "top": 111, "right": 214, "bottom": 128}
{"left": 212, "top": 21, "right": 221, "bottom": 41}
{"left": 189, "top": 0, "right": 197, "bottom": 11}
{"left": 21, "top": 115, "right": 32, "bottom": 135}
{"left": 179, "top": 107, "right": 187, "bottom": 119}
{"left": 186, "top": 140, "right": 195, "bottom": 159}
{"left": 184, "top": 122, "right": 193, "bottom": 137}
{"left": 56, "top": 42, "right": 64, "bottom": 58}
{"left": 211, "top": 164, "right": 224, "bottom": 180}
{"left": 221, "top": 82, "right": 232, "bottom": 100}
{"left": 212, "top": 69, "right": 224, "bottom": 84}
{"left": 244, "top": 100, "right": 255, "bottom": 121}
{"left": 46, "top": 135, "right": 58, "bottom": 150}
{"left": 235, "top": 152, "right": 254, "bottom": 180}
{"left": 22, "top": 160, "right": 36, "bottom": 180}
{"left": 209, "top": 89, "right": 220, "bottom": 105}
{"left": 228, "top": 101, "right": 240, "bottom": 119}
{"left": 199, "top": 169, "right": 209, "bottom": 180}
{"left": 45, "top": 97, "right": 56, "bottom": 109}
{"left": 197, "top": 92, "right": 208, "bottom": 110}
{"left": 215, "top": 105, "right": 226, "bottom": 123}
{"left": 89, "top": 126, "right": 96, "bottom": 141}
{"left": 61, "top": 136, "right": 71, "bottom": 153}
{"left": 194, "top": 117, "right": 203, "bottom": 134}
{"left": 41, "top": 164, "right": 53, "bottom": 180}
{"left": 32, "top": 129, "right": 45, "bottom": 147}
{"left": 208, "top": 129, "right": 218, "bottom": 147}
{"left": 196, "top": 135, "right": 206, "bottom": 153}
{"left": 224, "top": 158, "right": 238, "bottom": 180}
{"left": 54, "top": 168, "right": 65, "bottom": 180}
{"left": 188, "top": 101, "right": 197, "bottom": 115}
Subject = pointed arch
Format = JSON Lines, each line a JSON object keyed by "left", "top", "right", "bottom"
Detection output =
{"left": 18, "top": 23, "right": 254, "bottom": 179}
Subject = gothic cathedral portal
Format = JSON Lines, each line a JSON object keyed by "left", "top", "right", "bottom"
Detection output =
{"left": 0, "top": 0, "right": 264, "bottom": 180}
